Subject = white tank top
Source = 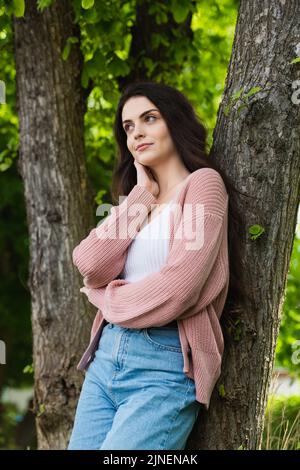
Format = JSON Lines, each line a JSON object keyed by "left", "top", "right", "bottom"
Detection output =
{"left": 119, "top": 201, "right": 172, "bottom": 282}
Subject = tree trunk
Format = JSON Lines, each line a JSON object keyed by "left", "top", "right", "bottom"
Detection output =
{"left": 13, "top": 0, "right": 95, "bottom": 449}
{"left": 186, "top": 0, "right": 300, "bottom": 449}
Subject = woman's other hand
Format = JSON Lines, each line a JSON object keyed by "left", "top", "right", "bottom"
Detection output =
{"left": 133, "top": 160, "right": 159, "bottom": 198}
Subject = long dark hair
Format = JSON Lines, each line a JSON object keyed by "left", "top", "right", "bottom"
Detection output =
{"left": 111, "top": 80, "right": 249, "bottom": 323}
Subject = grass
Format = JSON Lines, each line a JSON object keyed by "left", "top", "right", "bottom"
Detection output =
{"left": 261, "top": 371, "right": 300, "bottom": 450}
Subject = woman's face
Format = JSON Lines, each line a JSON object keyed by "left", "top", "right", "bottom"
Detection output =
{"left": 121, "top": 96, "right": 177, "bottom": 167}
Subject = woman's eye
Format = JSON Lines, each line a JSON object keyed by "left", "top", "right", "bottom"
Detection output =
{"left": 124, "top": 115, "right": 156, "bottom": 133}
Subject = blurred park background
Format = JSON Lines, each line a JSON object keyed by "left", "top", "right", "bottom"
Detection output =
{"left": 0, "top": 0, "right": 299, "bottom": 449}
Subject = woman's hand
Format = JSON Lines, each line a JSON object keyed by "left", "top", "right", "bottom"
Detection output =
{"left": 133, "top": 160, "right": 159, "bottom": 198}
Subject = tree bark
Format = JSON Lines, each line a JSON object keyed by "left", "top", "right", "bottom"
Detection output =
{"left": 13, "top": 0, "right": 95, "bottom": 449}
{"left": 186, "top": 0, "right": 300, "bottom": 450}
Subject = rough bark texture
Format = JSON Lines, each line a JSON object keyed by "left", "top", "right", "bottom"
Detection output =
{"left": 186, "top": 0, "right": 300, "bottom": 450}
{"left": 13, "top": 0, "right": 95, "bottom": 449}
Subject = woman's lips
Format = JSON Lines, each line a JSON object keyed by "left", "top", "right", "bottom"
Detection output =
{"left": 137, "top": 143, "right": 153, "bottom": 152}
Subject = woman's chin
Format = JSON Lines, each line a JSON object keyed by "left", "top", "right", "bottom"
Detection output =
{"left": 138, "top": 153, "right": 160, "bottom": 166}
{"left": 136, "top": 156, "right": 152, "bottom": 166}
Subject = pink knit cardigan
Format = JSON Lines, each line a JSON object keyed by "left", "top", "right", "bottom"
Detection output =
{"left": 73, "top": 168, "right": 229, "bottom": 410}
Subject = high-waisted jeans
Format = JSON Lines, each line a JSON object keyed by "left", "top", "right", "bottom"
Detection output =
{"left": 67, "top": 323, "right": 201, "bottom": 450}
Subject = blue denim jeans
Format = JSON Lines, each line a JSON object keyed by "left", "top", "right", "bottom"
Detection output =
{"left": 67, "top": 323, "right": 201, "bottom": 450}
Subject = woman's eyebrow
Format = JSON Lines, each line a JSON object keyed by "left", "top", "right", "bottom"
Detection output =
{"left": 122, "top": 108, "right": 159, "bottom": 125}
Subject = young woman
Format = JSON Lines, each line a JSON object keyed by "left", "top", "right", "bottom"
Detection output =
{"left": 67, "top": 81, "right": 232, "bottom": 450}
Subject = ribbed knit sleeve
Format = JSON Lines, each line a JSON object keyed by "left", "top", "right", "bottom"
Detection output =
{"left": 80, "top": 169, "right": 229, "bottom": 328}
{"left": 72, "top": 184, "right": 157, "bottom": 288}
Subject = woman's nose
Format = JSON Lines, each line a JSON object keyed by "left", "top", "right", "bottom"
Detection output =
{"left": 133, "top": 123, "right": 145, "bottom": 139}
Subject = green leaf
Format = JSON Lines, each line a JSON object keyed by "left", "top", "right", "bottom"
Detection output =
{"left": 23, "top": 363, "right": 34, "bottom": 374}
{"left": 62, "top": 37, "right": 79, "bottom": 61}
{"left": 233, "top": 324, "right": 242, "bottom": 341}
{"left": 82, "top": 0, "right": 94, "bottom": 9}
{"left": 171, "top": 0, "right": 191, "bottom": 23}
{"left": 244, "top": 86, "right": 262, "bottom": 98}
{"left": 289, "top": 57, "right": 300, "bottom": 65}
{"left": 0, "top": 158, "right": 13, "bottom": 172}
{"left": 37, "top": 403, "right": 45, "bottom": 417}
{"left": 231, "top": 88, "right": 243, "bottom": 101}
{"left": 37, "top": 0, "right": 53, "bottom": 10}
{"left": 218, "top": 384, "right": 226, "bottom": 397}
{"left": 248, "top": 224, "right": 265, "bottom": 240}
{"left": 91, "top": 51, "right": 106, "bottom": 69}
{"left": 223, "top": 104, "right": 231, "bottom": 116}
{"left": 143, "top": 57, "right": 156, "bottom": 74}
{"left": 84, "top": 58, "right": 99, "bottom": 79}
{"left": 95, "top": 189, "right": 107, "bottom": 206}
{"left": 107, "top": 54, "right": 130, "bottom": 77}
{"left": 68, "top": 36, "right": 79, "bottom": 44}
{"left": 155, "top": 11, "right": 168, "bottom": 25}
{"left": 83, "top": 7, "right": 99, "bottom": 23}
{"left": 237, "top": 103, "right": 248, "bottom": 113}
{"left": 62, "top": 42, "right": 71, "bottom": 61}
{"left": 13, "top": 0, "right": 25, "bottom": 17}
